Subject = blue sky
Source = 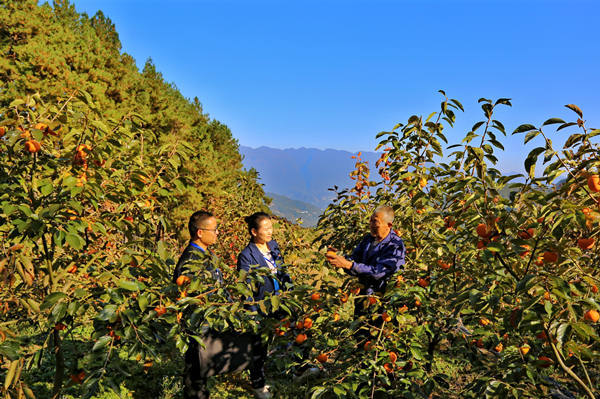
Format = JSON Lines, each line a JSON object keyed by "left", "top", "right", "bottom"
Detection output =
{"left": 69, "top": 0, "right": 599, "bottom": 173}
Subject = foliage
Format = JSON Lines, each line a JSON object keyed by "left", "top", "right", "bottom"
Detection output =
{"left": 314, "top": 91, "right": 600, "bottom": 398}
{"left": 1, "top": 1, "right": 599, "bottom": 399}
{"left": 0, "top": 0, "right": 269, "bottom": 244}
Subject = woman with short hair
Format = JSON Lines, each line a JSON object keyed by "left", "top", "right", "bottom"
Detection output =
{"left": 237, "top": 212, "right": 292, "bottom": 310}
{"left": 237, "top": 212, "right": 293, "bottom": 398}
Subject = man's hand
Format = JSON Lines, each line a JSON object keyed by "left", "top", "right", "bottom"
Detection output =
{"left": 325, "top": 249, "right": 353, "bottom": 270}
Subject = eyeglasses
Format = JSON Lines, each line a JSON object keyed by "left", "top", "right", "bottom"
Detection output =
{"left": 198, "top": 227, "right": 218, "bottom": 233}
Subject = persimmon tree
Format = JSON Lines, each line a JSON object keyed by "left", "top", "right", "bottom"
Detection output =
{"left": 312, "top": 92, "right": 599, "bottom": 398}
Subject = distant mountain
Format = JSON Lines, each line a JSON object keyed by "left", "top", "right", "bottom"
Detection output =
{"left": 239, "top": 146, "right": 380, "bottom": 209}
{"left": 266, "top": 192, "right": 323, "bottom": 227}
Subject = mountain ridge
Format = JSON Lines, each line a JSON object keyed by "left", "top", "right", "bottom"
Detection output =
{"left": 239, "top": 145, "right": 381, "bottom": 209}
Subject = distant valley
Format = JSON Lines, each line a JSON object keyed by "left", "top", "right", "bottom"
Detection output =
{"left": 239, "top": 146, "right": 380, "bottom": 226}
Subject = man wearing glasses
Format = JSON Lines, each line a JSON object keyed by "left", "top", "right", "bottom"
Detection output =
{"left": 174, "top": 211, "right": 270, "bottom": 399}
{"left": 173, "top": 210, "right": 222, "bottom": 284}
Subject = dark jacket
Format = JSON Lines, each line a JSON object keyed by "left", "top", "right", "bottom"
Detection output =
{"left": 345, "top": 230, "right": 405, "bottom": 295}
{"left": 237, "top": 240, "right": 292, "bottom": 312}
{"left": 173, "top": 242, "right": 224, "bottom": 286}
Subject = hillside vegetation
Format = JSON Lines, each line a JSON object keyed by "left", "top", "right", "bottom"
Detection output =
{"left": 0, "top": 0, "right": 269, "bottom": 245}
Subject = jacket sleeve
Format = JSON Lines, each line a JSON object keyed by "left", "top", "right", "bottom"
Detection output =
{"left": 344, "top": 236, "right": 368, "bottom": 277}
{"left": 349, "top": 239, "right": 405, "bottom": 281}
{"left": 237, "top": 249, "right": 255, "bottom": 273}
{"left": 173, "top": 249, "right": 192, "bottom": 282}
{"left": 237, "top": 248, "right": 260, "bottom": 312}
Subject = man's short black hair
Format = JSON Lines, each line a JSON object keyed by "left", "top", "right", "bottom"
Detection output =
{"left": 188, "top": 211, "right": 214, "bottom": 239}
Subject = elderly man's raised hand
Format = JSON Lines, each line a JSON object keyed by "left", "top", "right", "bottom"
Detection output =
{"left": 325, "top": 247, "right": 353, "bottom": 270}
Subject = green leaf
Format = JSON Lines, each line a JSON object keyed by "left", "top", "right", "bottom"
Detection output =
{"left": 65, "top": 233, "right": 83, "bottom": 250}
{"left": 258, "top": 301, "right": 268, "bottom": 314}
{"left": 485, "top": 242, "right": 503, "bottom": 253}
{"left": 524, "top": 147, "right": 545, "bottom": 178}
{"left": 118, "top": 280, "right": 140, "bottom": 291}
{"left": 516, "top": 275, "right": 537, "bottom": 293}
{"left": 138, "top": 295, "right": 149, "bottom": 312}
{"left": 513, "top": 124, "right": 536, "bottom": 134}
{"left": 450, "top": 99, "right": 464, "bottom": 112}
{"left": 271, "top": 295, "right": 280, "bottom": 311}
{"left": 157, "top": 240, "right": 168, "bottom": 260}
{"left": 571, "top": 322, "right": 597, "bottom": 340}
{"left": 91, "top": 120, "right": 110, "bottom": 134}
{"left": 564, "top": 104, "right": 583, "bottom": 118}
{"left": 40, "top": 183, "right": 53, "bottom": 196}
{"left": 51, "top": 302, "right": 67, "bottom": 321}
{"left": 92, "top": 336, "right": 112, "bottom": 352}
{"left": 40, "top": 292, "right": 68, "bottom": 311}
{"left": 495, "top": 98, "right": 512, "bottom": 106}
{"left": 544, "top": 300, "right": 552, "bottom": 315}
{"left": 557, "top": 122, "right": 577, "bottom": 131}
{"left": 97, "top": 304, "right": 118, "bottom": 322}
{"left": 542, "top": 118, "right": 566, "bottom": 126}
{"left": 564, "top": 133, "right": 583, "bottom": 148}
{"left": 9, "top": 99, "right": 25, "bottom": 107}
{"left": 556, "top": 323, "right": 569, "bottom": 343}
{"left": 524, "top": 130, "right": 540, "bottom": 144}
{"left": 472, "top": 121, "right": 485, "bottom": 132}
{"left": 310, "top": 387, "right": 328, "bottom": 399}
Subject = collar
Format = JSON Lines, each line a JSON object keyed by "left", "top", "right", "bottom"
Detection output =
{"left": 372, "top": 230, "right": 393, "bottom": 246}
{"left": 189, "top": 241, "right": 206, "bottom": 253}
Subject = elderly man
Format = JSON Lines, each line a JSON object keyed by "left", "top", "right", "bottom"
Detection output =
{"left": 326, "top": 206, "right": 405, "bottom": 312}
{"left": 174, "top": 211, "right": 271, "bottom": 399}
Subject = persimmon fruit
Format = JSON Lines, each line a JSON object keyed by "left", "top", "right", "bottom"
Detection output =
{"left": 542, "top": 251, "right": 558, "bottom": 263}
{"left": 518, "top": 228, "right": 535, "bottom": 239}
{"left": 476, "top": 223, "right": 491, "bottom": 238}
{"left": 316, "top": 353, "right": 328, "bottom": 363}
{"left": 24, "top": 139, "right": 41, "bottom": 153}
{"left": 584, "top": 309, "right": 599, "bottom": 323}
{"left": 587, "top": 175, "right": 600, "bottom": 192}
{"left": 437, "top": 260, "right": 451, "bottom": 270}
{"left": 295, "top": 333, "right": 307, "bottom": 344}
{"left": 176, "top": 275, "right": 190, "bottom": 286}
{"left": 577, "top": 237, "right": 595, "bottom": 250}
